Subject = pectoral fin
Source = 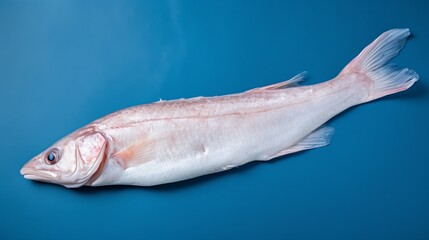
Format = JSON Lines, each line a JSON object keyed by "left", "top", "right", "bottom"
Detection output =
{"left": 113, "top": 136, "right": 157, "bottom": 168}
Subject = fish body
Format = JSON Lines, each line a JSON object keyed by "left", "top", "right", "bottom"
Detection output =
{"left": 91, "top": 75, "right": 361, "bottom": 186}
{"left": 20, "top": 29, "right": 418, "bottom": 188}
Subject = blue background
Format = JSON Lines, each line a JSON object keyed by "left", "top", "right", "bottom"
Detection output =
{"left": 1, "top": 1, "right": 428, "bottom": 239}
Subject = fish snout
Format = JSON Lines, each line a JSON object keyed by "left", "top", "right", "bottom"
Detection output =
{"left": 20, "top": 159, "right": 38, "bottom": 176}
{"left": 20, "top": 157, "right": 59, "bottom": 181}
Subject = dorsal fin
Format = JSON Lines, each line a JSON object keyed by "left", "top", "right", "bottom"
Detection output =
{"left": 246, "top": 71, "right": 307, "bottom": 93}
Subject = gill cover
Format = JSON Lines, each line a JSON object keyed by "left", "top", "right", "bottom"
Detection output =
{"left": 69, "top": 131, "right": 107, "bottom": 188}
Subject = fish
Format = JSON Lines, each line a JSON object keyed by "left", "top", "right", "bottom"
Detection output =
{"left": 20, "top": 29, "right": 418, "bottom": 188}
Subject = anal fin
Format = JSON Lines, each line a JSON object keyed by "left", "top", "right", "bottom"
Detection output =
{"left": 264, "top": 126, "right": 334, "bottom": 160}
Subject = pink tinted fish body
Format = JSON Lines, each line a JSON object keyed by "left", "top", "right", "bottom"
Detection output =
{"left": 20, "top": 29, "right": 418, "bottom": 188}
{"left": 92, "top": 75, "right": 356, "bottom": 186}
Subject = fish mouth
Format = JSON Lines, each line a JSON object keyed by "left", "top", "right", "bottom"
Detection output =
{"left": 20, "top": 165, "right": 59, "bottom": 182}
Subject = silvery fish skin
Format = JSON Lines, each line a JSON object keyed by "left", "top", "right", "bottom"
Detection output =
{"left": 20, "top": 29, "right": 418, "bottom": 188}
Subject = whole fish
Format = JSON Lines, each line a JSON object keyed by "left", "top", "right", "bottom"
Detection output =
{"left": 21, "top": 29, "right": 418, "bottom": 188}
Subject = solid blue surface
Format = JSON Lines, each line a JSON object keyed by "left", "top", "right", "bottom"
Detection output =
{"left": 1, "top": 1, "right": 428, "bottom": 239}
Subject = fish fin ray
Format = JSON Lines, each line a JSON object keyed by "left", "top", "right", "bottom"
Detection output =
{"left": 262, "top": 126, "right": 334, "bottom": 161}
{"left": 246, "top": 71, "right": 307, "bottom": 93}
{"left": 112, "top": 136, "right": 156, "bottom": 168}
{"left": 340, "top": 28, "right": 418, "bottom": 102}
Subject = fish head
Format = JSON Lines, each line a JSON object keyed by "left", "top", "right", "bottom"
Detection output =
{"left": 20, "top": 128, "right": 108, "bottom": 188}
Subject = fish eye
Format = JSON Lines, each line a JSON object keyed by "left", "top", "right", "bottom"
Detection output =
{"left": 45, "top": 148, "right": 61, "bottom": 164}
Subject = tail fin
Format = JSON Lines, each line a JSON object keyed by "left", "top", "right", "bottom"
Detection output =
{"left": 341, "top": 28, "right": 419, "bottom": 102}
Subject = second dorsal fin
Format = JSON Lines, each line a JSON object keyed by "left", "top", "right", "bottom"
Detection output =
{"left": 246, "top": 71, "right": 307, "bottom": 93}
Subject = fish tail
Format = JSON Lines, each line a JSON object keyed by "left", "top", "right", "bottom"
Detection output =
{"left": 340, "top": 28, "right": 419, "bottom": 102}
